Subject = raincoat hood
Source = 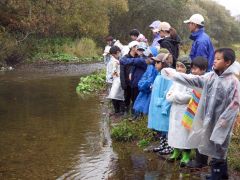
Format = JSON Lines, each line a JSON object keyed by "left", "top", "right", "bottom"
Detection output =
{"left": 213, "top": 61, "right": 240, "bottom": 77}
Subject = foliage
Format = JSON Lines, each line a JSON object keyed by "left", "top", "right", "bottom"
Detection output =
{"left": 228, "top": 116, "right": 240, "bottom": 171}
{"left": 111, "top": 117, "right": 155, "bottom": 144}
{"left": 64, "top": 38, "right": 102, "bottom": 58}
{"left": 29, "top": 37, "right": 102, "bottom": 62}
{"left": 76, "top": 70, "right": 106, "bottom": 95}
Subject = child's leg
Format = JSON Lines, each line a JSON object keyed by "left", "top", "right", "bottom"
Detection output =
{"left": 207, "top": 158, "right": 228, "bottom": 180}
{"left": 180, "top": 149, "right": 191, "bottom": 167}
{"left": 186, "top": 149, "right": 208, "bottom": 168}
{"left": 119, "top": 100, "right": 125, "bottom": 114}
{"left": 112, "top": 99, "right": 120, "bottom": 113}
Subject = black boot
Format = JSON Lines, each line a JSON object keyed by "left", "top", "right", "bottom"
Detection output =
{"left": 187, "top": 149, "right": 208, "bottom": 168}
{"left": 206, "top": 159, "right": 229, "bottom": 180}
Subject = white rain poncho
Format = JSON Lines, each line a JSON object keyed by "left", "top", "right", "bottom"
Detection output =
{"left": 107, "top": 56, "right": 124, "bottom": 101}
{"left": 161, "top": 62, "right": 240, "bottom": 159}
{"left": 166, "top": 82, "right": 195, "bottom": 149}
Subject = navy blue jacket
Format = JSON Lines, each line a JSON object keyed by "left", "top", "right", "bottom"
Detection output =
{"left": 189, "top": 28, "right": 214, "bottom": 71}
{"left": 120, "top": 56, "right": 147, "bottom": 88}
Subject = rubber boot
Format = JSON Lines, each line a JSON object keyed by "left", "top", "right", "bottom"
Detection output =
{"left": 167, "top": 148, "right": 181, "bottom": 162}
{"left": 180, "top": 150, "right": 191, "bottom": 167}
{"left": 187, "top": 149, "right": 208, "bottom": 168}
{"left": 206, "top": 159, "right": 229, "bottom": 180}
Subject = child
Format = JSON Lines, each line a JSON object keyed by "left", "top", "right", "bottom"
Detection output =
{"left": 166, "top": 56, "right": 193, "bottom": 167}
{"left": 183, "top": 57, "right": 209, "bottom": 169}
{"left": 149, "top": 20, "right": 161, "bottom": 46}
{"left": 148, "top": 53, "right": 173, "bottom": 155}
{"left": 158, "top": 22, "right": 181, "bottom": 68}
{"left": 129, "top": 29, "right": 148, "bottom": 43}
{"left": 103, "top": 36, "right": 115, "bottom": 65}
{"left": 120, "top": 42, "right": 148, "bottom": 120}
{"left": 107, "top": 46, "right": 125, "bottom": 117}
{"left": 120, "top": 41, "right": 139, "bottom": 114}
{"left": 133, "top": 46, "right": 159, "bottom": 115}
{"left": 162, "top": 48, "right": 240, "bottom": 179}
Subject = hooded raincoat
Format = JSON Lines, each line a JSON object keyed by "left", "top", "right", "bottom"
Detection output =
{"left": 161, "top": 63, "right": 240, "bottom": 159}
{"left": 107, "top": 56, "right": 125, "bottom": 101}
{"left": 148, "top": 72, "right": 173, "bottom": 132}
{"left": 166, "top": 82, "right": 194, "bottom": 149}
{"left": 133, "top": 64, "right": 158, "bottom": 114}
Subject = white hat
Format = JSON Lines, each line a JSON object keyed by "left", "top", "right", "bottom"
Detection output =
{"left": 159, "top": 22, "right": 171, "bottom": 31}
{"left": 128, "top": 41, "right": 140, "bottom": 49}
{"left": 184, "top": 14, "right": 205, "bottom": 26}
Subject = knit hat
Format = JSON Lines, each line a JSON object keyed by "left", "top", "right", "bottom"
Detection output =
{"left": 177, "top": 56, "right": 191, "bottom": 73}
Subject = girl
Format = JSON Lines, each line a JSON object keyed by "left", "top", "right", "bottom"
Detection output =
{"left": 166, "top": 56, "right": 193, "bottom": 167}
{"left": 107, "top": 46, "right": 125, "bottom": 117}
{"left": 148, "top": 52, "right": 173, "bottom": 155}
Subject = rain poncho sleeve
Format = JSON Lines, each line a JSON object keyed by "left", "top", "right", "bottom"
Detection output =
{"left": 138, "top": 65, "right": 158, "bottom": 93}
{"left": 210, "top": 81, "right": 240, "bottom": 145}
{"left": 166, "top": 84, "right": 192, "bottom": 104}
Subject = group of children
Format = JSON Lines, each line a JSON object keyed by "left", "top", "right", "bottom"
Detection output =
{"left": 104, "top": 16, "right": 240, "bottom": 180}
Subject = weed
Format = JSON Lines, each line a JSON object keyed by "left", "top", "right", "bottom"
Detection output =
{"left": 76, "top": 70, "right": 106, "bottom": 95}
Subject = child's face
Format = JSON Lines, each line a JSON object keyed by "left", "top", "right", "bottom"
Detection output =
{"left": 107, "top": 41, "right": 112, "bottom": 46}
{"left": 137, "top": 49, "right": 144, "bottom": 56}
{"left": 155, "top": 61, "right": 163, "bottom": 71}
{"left": 130, "top": 35, "right": 137, "bottom": 41}
{"left": 176, "top": 62, "right": 187, "bottom": 73}
{"left": 113, "top": 51, "right": 121, "bottom": 59}
{"left": 213, "top": 52, "right": 231, "bottom": 71}
{"left": 191, "top": 65, "right": 205, "bottom": 75}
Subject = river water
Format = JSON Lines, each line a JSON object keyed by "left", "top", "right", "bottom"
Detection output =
{"left": 0, "top": 63, "right": 239, "bottom": 180}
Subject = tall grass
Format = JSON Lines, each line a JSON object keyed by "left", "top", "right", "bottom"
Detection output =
{"left": 64, "top": 38, "right": 101, "bottom": 58}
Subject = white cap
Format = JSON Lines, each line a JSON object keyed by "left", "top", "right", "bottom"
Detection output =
{"left": 159, "top": 22, "right": 171, "bottom": 31}
{"left": 128, "top": 41, "right": 140, "bottom": 49}
{"left": 184, "top": 14, "right": 205, "bottom": 26}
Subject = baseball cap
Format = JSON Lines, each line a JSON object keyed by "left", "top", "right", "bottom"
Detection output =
{"left": 143, "top": 46, "right": 158, "bottom": 57}
{"left": 128, "top": 41, "right": 140, "bottom": 49}
{"left": 159, "top": 22, "right": 171, "bottom": 31}
{"left": 184, "top": 14, "right": 205, "bottom": 26}
{"left": 151, "top": 53, "right": 169, "bottom": 62}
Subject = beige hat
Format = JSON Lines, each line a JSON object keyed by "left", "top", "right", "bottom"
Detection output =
{"left": 184, "top": 14, "right": 205, "bottom": 26}
{"left": 151, "top": 53, "right": 169, "bottom": 62}
{"left": 159, "top": 22, "right": 171, "bottom": 31}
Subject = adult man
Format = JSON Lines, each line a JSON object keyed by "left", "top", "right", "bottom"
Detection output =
{"left": 184, "top": 14, "right": 214, "bottom": 71}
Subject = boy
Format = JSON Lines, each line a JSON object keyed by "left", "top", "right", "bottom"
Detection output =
{"left": 120, "top": 41, "right": 139, "bottom": 114}
{"left": 162, "top": 48, "right": 240, "bottom": 179}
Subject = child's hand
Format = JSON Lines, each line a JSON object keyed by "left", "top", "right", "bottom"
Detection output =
{"left": 219, "top": 119, "right": 227, "bottom": 128}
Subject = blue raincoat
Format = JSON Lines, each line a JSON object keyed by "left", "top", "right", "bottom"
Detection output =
{"left": 133, "top": 64, "right": 158, "bottom": 114}
{"left": 148, "top": 72, "right": 173, "bottom": 132}
{"left": 189, "top": 28, "right": 214, "bottom": 71}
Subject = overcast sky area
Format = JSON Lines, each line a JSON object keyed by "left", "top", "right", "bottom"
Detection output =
{"left": 214, "top": 0, "right": 240, "bottom": 16}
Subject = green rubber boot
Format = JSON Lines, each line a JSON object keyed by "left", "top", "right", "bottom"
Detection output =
{"left": 180, "top": 150, "right": 191, "bottom": 167}
{"left": 167, "top": 148, "right": 181, "bottom": 162}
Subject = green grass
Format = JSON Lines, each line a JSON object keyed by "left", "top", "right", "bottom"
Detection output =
{"left": 111, "top": 117, "right": 156, "bottom": 147}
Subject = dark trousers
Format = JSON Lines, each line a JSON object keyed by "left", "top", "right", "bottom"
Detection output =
{"left": 196, "top": 149, "right": 208, "bottom": 165}
{"left": 112, "top": 99, "right": 125, "bottom": 114}
{"left": 131, "top": 87, "right": 139, "bottom": 115}
{"left": 124, "top": 85, "right": 131, "bottom": 112}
